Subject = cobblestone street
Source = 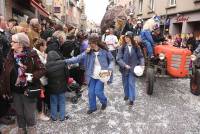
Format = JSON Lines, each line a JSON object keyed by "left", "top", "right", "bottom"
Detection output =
{"left": 1, "top": 0, "right": 200, "bottom": 134}
{"left": 9, "top": 67, "right": 200, "bottom": 134}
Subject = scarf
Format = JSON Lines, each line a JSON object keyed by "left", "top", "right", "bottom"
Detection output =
{"left": 14, "top": 52, "right": 28, "bottom": 87}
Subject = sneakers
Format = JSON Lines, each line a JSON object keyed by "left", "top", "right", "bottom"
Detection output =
{"left": 129, "top": 101, "right": 134, "bottom": 106}
{"left": 101, "top": 104, "right": 107, "bottom": 110}
{"left": 51, "top": 117, "right": 57, "bottom": 122}
{"left": 87, "top": 109, "right": 97, "bottom": 114}
{"left": 87, "top": 104, "right": 107, "bottom": 114}
{"left": 38, "top": 113, "right": 50, "bottom": 121}
{"left": 124, "top": 96, "right": 128, "bottom": 101}
{"left": 60, "top": 115, "right": 70, "bottom": 122}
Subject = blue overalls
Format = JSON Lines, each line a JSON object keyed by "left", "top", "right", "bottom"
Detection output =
{"left": 141, "top": 29, "right": 154, "bottom": 57}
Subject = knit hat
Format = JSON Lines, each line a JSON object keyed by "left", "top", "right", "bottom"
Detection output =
{"left": 125, "top": 31, "right": 134, "bottom": 38}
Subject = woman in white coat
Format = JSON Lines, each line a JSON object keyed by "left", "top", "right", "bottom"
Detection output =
{"left": 33, "top": 38, "right": 49, "bottom": 121}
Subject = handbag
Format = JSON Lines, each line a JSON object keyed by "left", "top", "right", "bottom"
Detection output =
{"left": 24, "top": 82, "right": 41, "bottom": 98}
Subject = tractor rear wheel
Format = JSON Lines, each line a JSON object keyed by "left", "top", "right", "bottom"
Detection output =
{"left": 190, "top": 68, "right": 200, "bottom": 95}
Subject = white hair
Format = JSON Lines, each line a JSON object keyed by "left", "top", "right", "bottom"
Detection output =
{"left": 13, "top": 32, "right": 30, "bottom": 47}
{"left": 52, "top": 30, "right": 66, "bottom": 42}
{"left": 143, "top": 18, "right": 157, "bottom": 31}
{"left": 30, "top": 18, "right": 39, "bottom": 26}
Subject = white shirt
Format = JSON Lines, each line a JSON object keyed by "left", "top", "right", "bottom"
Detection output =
{"left": 92, "top": 52, "right": 101, "bottom": 79}
{"left": 33, "top": 47, "right": 47, "bottom": 64}
{"left": 101, "top": 34, "right": 107, "bottom": 42}
{"left": 105, "top": 34, "right": 118, "bottom": 51}
{"left": 33, "top": 47, "right": 48, "bottom": 86}
{"left": 127, "top": 45, "right": 132, "bottom": 54}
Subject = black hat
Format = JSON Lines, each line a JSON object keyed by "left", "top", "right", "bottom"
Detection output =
{"left": 125, "top": 31, "right": 133, "bottom": 37}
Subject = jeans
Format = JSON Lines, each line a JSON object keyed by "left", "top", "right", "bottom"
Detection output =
{"left": 143, "top": 40, "right": 154, "bottom": 57}
{"left": 88, "top": 78, "right": 107, "bottom": 110}
{"left": 110, "top": 50, "right": 117, "bottom": 61}
{"left": 122, "top": 72, "right": 136, "bottom": 101}
{"left": 50, "top": 93, "right": 66, "bottom": 120}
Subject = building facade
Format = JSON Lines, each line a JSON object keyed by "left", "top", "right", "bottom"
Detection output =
{"left": 0, "top": 0, "right": 49, "bottom": 22}
{"left": 108, "top": 0, "right": 135, "bottom": 14}
{"left": 49, "top": 0, "right": 85, "bottom": 28}
{"left": 134, "top": 0, "right": 200, "bottom": 36}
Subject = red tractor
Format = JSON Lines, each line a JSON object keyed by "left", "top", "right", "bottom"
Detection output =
{"left": 145, "top": 43, "right": 192, "bottom": 95}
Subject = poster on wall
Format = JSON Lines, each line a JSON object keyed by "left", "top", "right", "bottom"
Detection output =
{"left": 46, "top": 0, "right": 53, "bottom": 5}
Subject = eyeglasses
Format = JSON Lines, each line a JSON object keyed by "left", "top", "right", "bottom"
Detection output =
{"left": 11, "top": 40, "right": 19, "bottom": 43}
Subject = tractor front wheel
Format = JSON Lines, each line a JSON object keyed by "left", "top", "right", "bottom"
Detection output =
{"left": 146, "top": 67, "right": 154, "bottom": 95}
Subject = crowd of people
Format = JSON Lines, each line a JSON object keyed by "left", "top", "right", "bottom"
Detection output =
{"left": 0, "top": 15, "right": 92, "bottom": 133}
{"left": 111, "top": 14, "right": 200, "bottom": 56}
{"left": 0, "top": 12, "right": 200, "bottom": 134}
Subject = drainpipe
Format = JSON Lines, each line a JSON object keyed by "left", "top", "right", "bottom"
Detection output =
{"left": 0, "top": 0, "right": 5, "bottom": 16}
{"left": 163, "top": 8, "right": 168, "bottom": 36}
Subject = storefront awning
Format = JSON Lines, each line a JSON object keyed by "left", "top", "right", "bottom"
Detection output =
{"left": 30, "top": 0, "right": 49, "bottom": 17}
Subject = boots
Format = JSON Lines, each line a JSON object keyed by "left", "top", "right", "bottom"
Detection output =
{"left": 27, "top": 126, "right": 37, "bottom": 134}
{"left": 17, "top": 128, "right": 26, "bottom": 134}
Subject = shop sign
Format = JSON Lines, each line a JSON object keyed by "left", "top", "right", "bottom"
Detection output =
{"left": 176, "top": 15, "right": 189, "bottom": 22}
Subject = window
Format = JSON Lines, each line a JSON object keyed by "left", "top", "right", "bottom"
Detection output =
{"left": 149, "top": 0, "right": 154, "bottom": 10}
{"left": 54, "top": 7, "right": 61, "bottom": 13}
{"left": 169, "top": 0, "right": 176, "bottom": 6}
{"left": 139, "top": 0, "right": 143, "bottom": 13}
{"left": 129, "top": 1, "right": 131, "bottom": 6}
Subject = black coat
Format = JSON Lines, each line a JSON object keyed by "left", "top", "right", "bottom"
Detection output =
{"left": 60, "top": 39, "right": 81, "bottom": 58}
{"left": 46, "top": 37, "right": 64, "bottom": 59}
{"left": 0, "top": 30, "right": 10, "bottom": 74}
{"left": 187, "top": 37, "right": 197, "bottom": 51}
{"left": 40, "top": 28, "right": 54, "bottom": 40}
{"left": 46, "top": 51, "right": 68, "bottom": 94}
{"left": 121, "top": 21, "right": 136, "bottom": 35}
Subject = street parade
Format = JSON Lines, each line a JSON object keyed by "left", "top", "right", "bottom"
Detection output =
{"left": 0, "top": 0, "right": 200, "bottom": 133}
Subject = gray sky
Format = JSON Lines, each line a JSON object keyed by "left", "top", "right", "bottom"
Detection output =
{"left": 85, "top": 0, "right": 108, "bottom": 24}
